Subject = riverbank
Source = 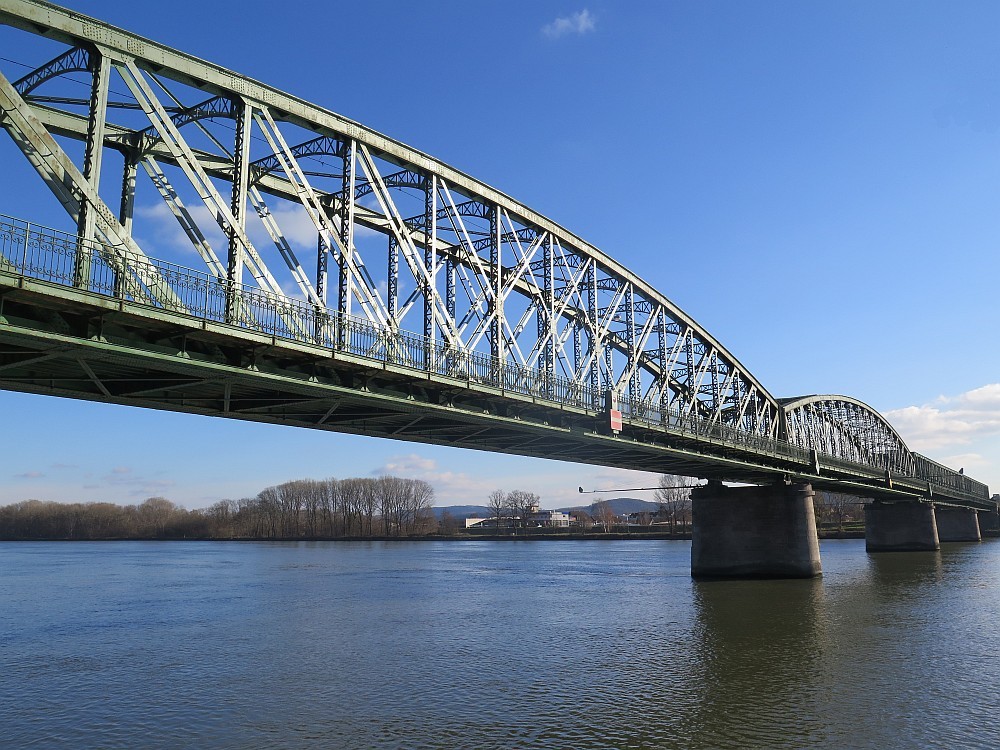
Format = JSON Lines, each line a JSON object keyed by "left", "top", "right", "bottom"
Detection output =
{"left": 1, "top": 529, "right": 874, "bottom": 542}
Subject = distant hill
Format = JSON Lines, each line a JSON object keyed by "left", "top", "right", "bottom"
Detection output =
{"left": 432, "top": 505, "right": 492, "bottom": 520}
{"left": 433, "top": 497, "right": 660, "bottom": 521}
{"left": 558, "top": 497, "right": 660, "bottom": 516}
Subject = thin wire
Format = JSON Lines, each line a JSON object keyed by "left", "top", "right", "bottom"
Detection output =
{"left": 578, "top": 485, "right": 704, "bottom": 494}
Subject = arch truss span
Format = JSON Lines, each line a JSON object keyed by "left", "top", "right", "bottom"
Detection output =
{"left": 780, "top": 395, "right": 915, "bottom": 476}
{"left": 0, "top": 0, "right": 782, "bottom": 439}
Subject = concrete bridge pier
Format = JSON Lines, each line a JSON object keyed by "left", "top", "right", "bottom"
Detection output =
{"left": 978, "top": 508, "right": 999, "bottom": 535}
{"left": 865, "top": 501, "right": 939, "bottom": 552}
{"left": 691, "top": 481, "right": 822, "bottom": 579}
{"left": 935, "top": 506, "right": 981, "bottom": 542}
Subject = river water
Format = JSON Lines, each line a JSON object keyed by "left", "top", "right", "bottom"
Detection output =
{"left": 2, "top": 539, "right": 999, "bottom": 749}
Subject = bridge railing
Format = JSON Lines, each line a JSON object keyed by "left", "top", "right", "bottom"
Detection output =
{"left": 0, "top": 214, "right": 988, "bottom": 503}
{"left": 913, "top": 453, "right": 990, "bottom": 501}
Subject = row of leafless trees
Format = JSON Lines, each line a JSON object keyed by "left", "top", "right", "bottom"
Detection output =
{"left": 204, "top": 476, "right": 436, "bottom": 538}
{"left": 0, "top": 475, "right": 435, "bottom": 540}
{"left": 0, "top": 497, "right": 211, "bottom": 540}
{"left": 654, "top": 475, "right": 693, "bottom": 533}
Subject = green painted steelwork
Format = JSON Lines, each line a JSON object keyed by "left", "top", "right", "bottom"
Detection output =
{"left": 0, "top": 215, "right": 991, "bottom": 510}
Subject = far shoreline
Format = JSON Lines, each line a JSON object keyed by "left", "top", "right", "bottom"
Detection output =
{"left": 0, "top": 530, "right": 887, "bottom": 542}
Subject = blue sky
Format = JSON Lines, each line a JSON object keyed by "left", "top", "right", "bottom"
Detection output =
{"left": 2, "top": 1, "right": 999, "bottom": 507}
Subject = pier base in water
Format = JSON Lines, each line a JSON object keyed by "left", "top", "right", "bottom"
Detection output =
{"left": 935, "top": 506, "right": 981, "bottom": 542}
{"left": 865, "top": 501, "right": 939, "bottom": 552}
{"left": 977, "top": 508, "right": 999, "bottom": 534}
{"left": 691, "top": 481, "right": 822, "bottom": 579}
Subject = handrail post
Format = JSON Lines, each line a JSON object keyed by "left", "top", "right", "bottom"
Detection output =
{"left": 21, "top": 221, "right": 30, "bottom": 274}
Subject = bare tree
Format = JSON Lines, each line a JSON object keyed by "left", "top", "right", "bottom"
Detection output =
{"left": 507, "top": 490, "right": 540, "bottom": 530}
{"left": 339, "top": 478, "right": 368, "bottom": 537}
{"left": 487, "top": 489, "right": 507, "bottom": 531}
{"left": 138, "top": 497, "right": 179, "bottom": 537}
{"left": 438, "top": 510, "right": 461, "bottom": 536}
{"left": 655, "top": 474, "right": 692, "bottom": 535}
{"left": 814, "top": 490, "right": 863, "bottom": 533}
{"left": 302, "top": 479, "right": 325, "bottom": 537}
{"left": 405, "top": 479, "right": 436, "bottom": 535}
{"left": 593, "top": 500, "right": 617, "bottom": 532}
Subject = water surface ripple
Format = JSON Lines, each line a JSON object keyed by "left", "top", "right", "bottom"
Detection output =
{"left": 2, "top": 539, "right": 999, "bottom": 749}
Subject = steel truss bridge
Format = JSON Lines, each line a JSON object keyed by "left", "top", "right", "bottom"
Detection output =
{"left": 0, "top": 1, "right": 990, "bottom": 510}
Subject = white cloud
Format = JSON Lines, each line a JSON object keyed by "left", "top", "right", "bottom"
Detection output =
{"left": 376, "top": 453, "right": 438, "bottom": 475}
{"left": 542, "top": 9, "right": 596, "bottom": 39}
{"left": 884, "top": 383, "right": 1000, "bottom": 453}
{"left": 368, "top": 454, "right": 670, "bottom": 509}
{"left": 134, "top": 201, "right": 226, "bottom": 259}
{"left": 247, "top": 202, "right": 319, "bottom": 249}
{"left": 940, "top": 453, "right": 989, "bottom": 474}
{"left": 371, "top": 453, "right": 484, "bottom": 505}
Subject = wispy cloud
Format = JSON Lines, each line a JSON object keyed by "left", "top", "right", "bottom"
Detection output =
{"left": 372, "top": 453, "right": 486, "bottom": 505}
{"left": 885, "top": 383, "right": 1000, "bottom": 453}
{"left": 542, "top": 9, "right": 596, "bottom": 39}
{"left": 371, "top": 454, "right": 667, "bottom": 509}
{"left": 375, "top": 453, "right": 438, "bottom": 475}
{"left": 94, "top": 466, "right": 177, "bottom": 498}
{"left": 14, "top": 471, "right": 45, "bottom": 479}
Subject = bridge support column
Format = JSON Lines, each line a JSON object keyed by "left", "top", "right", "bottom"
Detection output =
{"left": 691, "top": 481, "right": 821, "bottom": 579}
{"left": 865, "top": 501, "right": 939, "bottom": 552}
{"left": 978, "top": 508, "right": 999, "bottom": 535}
{"left": 935, "top": 506, "right": 981, "bottom": 542}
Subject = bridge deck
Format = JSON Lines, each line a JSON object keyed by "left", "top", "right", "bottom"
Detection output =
{"left": 0, "top": 218, "right": 990, "bottom": 510}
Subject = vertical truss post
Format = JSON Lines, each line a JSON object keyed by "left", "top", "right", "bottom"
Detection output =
{"left": 587, "top": 262, "right": 600, "bottom": 408}
{"left": 116, "top": 147, "right": 138, "bottom": 298}
{"left": 657, "top": 311, "right": 669, "bottom": 417}
{"left": 489, "top": 205, "right": 504, "bottom": 381}
{"left": 338, "top": 139, "right": 356, "bottom": 336}
{"left": 424, "top": 174, "right": 437, "bottom": 370}
{"left": 684, "top": 332, "right": 696, "bottom": 415}
{"left": 446, "top": 250, "right": 456, "bottom": 321}
{"left": 387, "top": 236, "right": 398, "bottom": 319}
{"left": 539, "top": 234, "right": 554, "bottom": 395}
{"left": 573, "top": 321, "right": 582, "bottom": 386}
{"left": 604, "top": 344, "right": 614, "bottom": 397}
{"left": 733, "top": 376, "right": 746, "bottom": 432}
{"left": 118, "top": 149, "right": 137, "bottom": 238}
{"left": 625, "top": 284, "right": 637, "bottom": 405}
{"left": 711, "top": 352, "right": 721, "bottom": 420}
{"left": 75, "top": 46, "right": 110, "bottom": 289}
{"left": 445, "top": 233, "right": 456, "bottom": 375}
{"left": 227, "top": 99, "right": 251, "bottom": 324}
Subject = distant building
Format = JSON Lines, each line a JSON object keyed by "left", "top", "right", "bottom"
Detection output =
{"left": 527, "top": 509, "right": 571, "bottom": 527}
{"left": 465, "top": 516, "right": 508, "bottom": 529}
{"left": 464, "top": 507, "right": 571, "bottom": 529}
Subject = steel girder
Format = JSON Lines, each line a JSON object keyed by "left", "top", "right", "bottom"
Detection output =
{"left": 781, "top": 395, "right": 915, "bottom": 475}
{"left": 0, "top": 0, "right": 780, "bottom": 439}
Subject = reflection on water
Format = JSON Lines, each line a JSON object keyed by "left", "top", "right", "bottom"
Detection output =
{"left": 688, "top": 577, "right": 825, "bottom": 749}
{"left": 2, "top": 540, "right": 1000, "bottom": 749}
